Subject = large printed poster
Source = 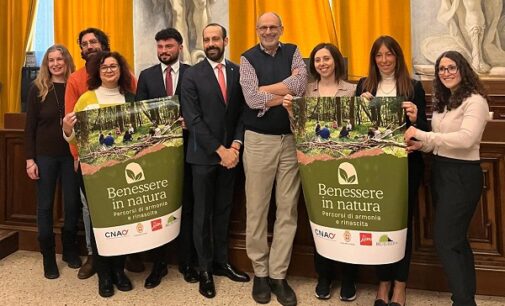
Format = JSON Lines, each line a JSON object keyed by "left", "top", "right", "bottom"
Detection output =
{"left": 75, "top": 97, "right": 183, "bottom": 256}
{"left": 293, "top": 97, "right": 408, "bottom": 264}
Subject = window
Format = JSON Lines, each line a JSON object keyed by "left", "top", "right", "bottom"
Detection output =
{"left": 28, "top": 0, "right": 54, "bottom": 66}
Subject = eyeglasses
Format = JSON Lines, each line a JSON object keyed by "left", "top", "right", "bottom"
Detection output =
{"left": 438, "top": 65, "right": 458, "bottom": 75}
{"left": 257, "top": 25, "right": 281, "bottom": 33}
{"left": 80, "top": 39, "right": 99, "bottom": 48}
{"left": 100, "top": 64, "right": 119, "bottom": 72}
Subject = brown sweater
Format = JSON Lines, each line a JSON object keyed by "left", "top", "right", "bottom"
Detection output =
{"left": 24, "top": 83, "right": 71, "bottom": 159}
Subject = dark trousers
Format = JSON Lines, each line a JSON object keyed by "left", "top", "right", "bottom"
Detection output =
{"left": 89, "top": 219, "right": 126, "bottom": 279}
{"left": 36, "top": 155, "right": 80, "bottom": 244}
{"left": 178, "top": 131, "right": 197, "bottom": 266}
{"left": 314, "top": 253, "right": 357, "bottom": 283}
{"left": 376, "top": 161, "right": 422, "bottom": 282}
{"left": 151, "top": 130, "right": 197, "bottom": 267}
{"left": 432, "top": 157, "right": 482, "bottom": 306}
{"left": 192, "top": 164, "right": 235, "bottom": 271}
{"left": 80, "top": 170, "right": 126, "bottom": 280}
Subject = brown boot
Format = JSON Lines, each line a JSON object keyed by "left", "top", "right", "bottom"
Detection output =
{"left": 78, "top": 254, "right": 95, "bottom": 279}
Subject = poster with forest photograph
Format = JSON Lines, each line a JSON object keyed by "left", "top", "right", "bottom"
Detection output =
{"left": 292, "top": 96, "right": 408, "bottom": 264}
{"left": 75, "top": 97, "right": 183, "bottom": 256}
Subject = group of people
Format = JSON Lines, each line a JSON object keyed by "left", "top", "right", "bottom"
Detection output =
{"left": 24, "top": 11, "right": 489, "bottom": 306}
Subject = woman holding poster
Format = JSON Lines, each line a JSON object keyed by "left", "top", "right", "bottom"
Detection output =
{"left": 24, "top": 45, "right": 81, "bottom": 279}
{"left": 62, "top": 51, "right": 136, "bottom": 298}
{"left": 354, "top": 36, "right": 428, "bottom": 306}
{"left": 283, "top": 43, "right": 356, "bottom": 301}
{"left": 405, "top": 50, "right": 489, "bottom": 306}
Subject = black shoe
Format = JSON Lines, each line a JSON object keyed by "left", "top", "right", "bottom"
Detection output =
{"left": 199, "top": 271, "right": 216, "bottom": 298}
{"left": 374, "top": 299, "right": 389, "bottom": 306}
{"left": 62, "top": 251, "right": 82, "bottom": 269}
{"left": 112, "top": 270, "right": 133, "bottom": 291}
{"left": 98, "top": 277, "right": 114, "bottom": 298}
{"left": 339, "top": 279, "right": 357, "bottom": 301}
{"left": 213, "top": 262, "right": 250, "bottom": 282}
{"left": 269, "top": 278, "right": 297, "bottom": 306}
{"left": 42, "top": 253, "right": 59, "bottom": 279}
{"left": 315, "top": 277, "right": 331, "bottom": 300}
{"left": 252, "top": 276, "right": 271, "bottom": 304}
{"left": 144, "top": 262, "right": 168, "bottom": 289}
{"left": 179, "top": 264, "right": 199, "bottom": 283}
{"left": 61, "top": 230, "right": 82, "bottom": 269}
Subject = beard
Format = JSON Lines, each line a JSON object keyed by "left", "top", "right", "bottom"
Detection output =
{"left": 81, "top": 48, "right": 100, "bottom": 61}
{"left": 158, "top": 53, "right": 179, "bottom": 66}
{"left": 205, "top": 46, "right": 224, "bottom": 62}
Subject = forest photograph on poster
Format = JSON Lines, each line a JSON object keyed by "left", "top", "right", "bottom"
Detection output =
{"left": 292, "top": 96, "right": 407, "bottom": 162}
{"left": 74, "top": 97, "right": 183, "bottom": 175}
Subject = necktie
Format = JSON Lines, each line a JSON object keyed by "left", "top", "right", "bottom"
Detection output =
{"left": 217, "top": 63, "right": 227, "bottom": 103}
{"left": 165, "top": 66, "right": 173, "bottom": 96}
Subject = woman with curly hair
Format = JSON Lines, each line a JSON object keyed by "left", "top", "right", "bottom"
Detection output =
{"left": 62, "top": 51, "right": 135, "bottom": 298}
{"left": 24, "top": 44, "right": 82, "bottom": 279}
{"left": 404, "top": 50, "right": 489, "bottom": 306}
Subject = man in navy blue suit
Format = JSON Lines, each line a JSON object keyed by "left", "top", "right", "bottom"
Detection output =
{"left": 181, "top": 23, "right": 250, "bottom": 299}
{"left": 136, "top": 27, "right": 198, "bottom": 289}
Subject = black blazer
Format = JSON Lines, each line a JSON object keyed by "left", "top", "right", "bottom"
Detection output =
{"left": 181, "top": 59, "right": 245, "bottom": 165}
{"left": 135, "top": 63, "right": 190, "bottom": 101}
{"left": 355, "top": 77, "right": 428, "bottom": 198}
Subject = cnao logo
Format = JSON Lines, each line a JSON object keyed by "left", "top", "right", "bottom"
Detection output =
{"left": 125, "top": 162, "right": 145, "bottom": 184}
{"left": 315, "top": 229, "right": 336, "bottom": 240}
{"left": 105, "top": 229, "right": 129, "bottom": 239}
{"left": 338, "top": 162, "right": 359, "bottom": 185}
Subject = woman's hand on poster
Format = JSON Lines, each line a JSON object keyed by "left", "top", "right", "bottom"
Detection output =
{"left": 62, "top": 112, "right": 77, "bottom": 136}
{"left": 177, "top": 116, "right": 187, "bottom": 129}
{"left": 26, "top": 159, "right": 39, "bottom": 180}
{"left": 404, "top": 126, "right": 418, "bottom": 142}
{"left": 405, "top": 139, "right": 423, "bottom": 153}
{"left": 282, "top": 94, "right": 294, "bottom": 115}
{"left": 360, "top": 91, "right": 374, "bottom": 102}
{"left": 402, "top": 101, "right": 418, "bottom": 124}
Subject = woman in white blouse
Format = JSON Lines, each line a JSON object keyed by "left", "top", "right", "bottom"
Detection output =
{"left": 405, "top": 50, "right": 489, "bottom": 306}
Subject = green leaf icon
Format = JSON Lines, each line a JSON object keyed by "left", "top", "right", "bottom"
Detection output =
{"left": 126, "top": 169, "right": 136, "bottom": 181}
{"left": 339, "top": 168, "right": 349, "bottom": 182}
{"left": 135, "top": 172, "right": 143, "bottom": 181}
{"left": 348, "top": 175, "right": 356, "bottom": 183}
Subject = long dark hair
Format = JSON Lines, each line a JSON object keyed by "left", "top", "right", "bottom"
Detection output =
{"left": 309, "top": 43, "right": 346, "bottom": 82}
{"left": 363, "top": 36, "right": 413, "bottom": 98}
{"left": 432, "top": 50, "right": 487, "bottom": 113}
{"left": 87, "top": 51, "right": 133, "bottom": 94}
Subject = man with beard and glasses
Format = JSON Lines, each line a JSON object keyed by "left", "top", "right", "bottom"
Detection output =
{"left": 64, "top": 28, "right": 140, "bottom": 280}
{"left": 135, "top": 27, "right": 197, "bottom": 289}
{"left": 181, "top": 23, "right": 249, "bottom": 299}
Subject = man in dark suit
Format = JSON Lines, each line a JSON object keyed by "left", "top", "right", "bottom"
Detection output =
{"left": 181, "top": 23, "right": 250, "bottom": 299}
{"left": 136, "top": 27, "right": 198, "bottom": 289}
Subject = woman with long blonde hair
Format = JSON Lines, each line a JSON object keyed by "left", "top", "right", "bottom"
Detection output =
{"left": 24, "top": 44, "right": 81, "bottom": 279}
